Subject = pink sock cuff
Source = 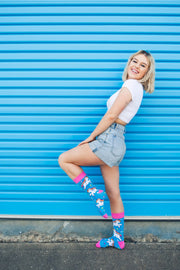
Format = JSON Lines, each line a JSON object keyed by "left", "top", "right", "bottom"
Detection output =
{"left": 73, "top": 171, "right": 86, "bottom": 184}
{"left": 112, "top": 212, "right": 124, "bottom": 219}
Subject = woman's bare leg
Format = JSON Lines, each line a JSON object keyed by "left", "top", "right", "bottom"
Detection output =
{"left": 100, "top": 165, "right": 124, "bottom": 213}
{"left": 96, "top": 165, "right": 125, "bottom": 249}
{"left": 58, "top": 143, "right": 106, "bottom": 179}
{"left": 58, "top": 143, "right": 108, "bottom": 218}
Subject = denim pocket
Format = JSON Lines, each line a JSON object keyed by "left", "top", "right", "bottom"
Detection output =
{"left": 111, "top": 134, "right": 126, "bottom": 159}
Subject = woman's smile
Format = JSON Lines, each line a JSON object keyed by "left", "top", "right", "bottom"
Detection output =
{"left": 127, "top": 53, "right": 149, "bottom": 80}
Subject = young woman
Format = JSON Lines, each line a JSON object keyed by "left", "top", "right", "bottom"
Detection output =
{"left": 58, "top": 50, "right": 155, "bottom": 250}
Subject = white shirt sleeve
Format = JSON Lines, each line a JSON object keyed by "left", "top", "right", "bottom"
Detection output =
{"left": 122, "top": 79, "right": 139, "bottom": 101}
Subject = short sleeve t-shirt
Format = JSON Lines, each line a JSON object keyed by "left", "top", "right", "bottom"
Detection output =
{"left": 107, "top": 79, "right": 143, "bottom": 124}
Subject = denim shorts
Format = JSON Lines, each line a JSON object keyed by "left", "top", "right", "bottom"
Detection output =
{"left": 88, "top": 123, "right": 126, "bottom": 167}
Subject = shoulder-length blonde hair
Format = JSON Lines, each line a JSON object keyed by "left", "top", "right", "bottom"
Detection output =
{"left": 122, "top": 50, "right": 155, "bottom": 94}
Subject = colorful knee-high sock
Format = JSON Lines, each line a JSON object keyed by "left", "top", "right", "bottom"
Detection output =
{"left": 96, "top": 212, "right": 125, "bottom": 249}
{"left": 73, "top": 172, "right": 108, "bottom": 219}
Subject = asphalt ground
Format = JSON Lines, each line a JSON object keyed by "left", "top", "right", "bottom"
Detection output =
{"left": 0, "top": 242, "right": 179, "bottom": 270}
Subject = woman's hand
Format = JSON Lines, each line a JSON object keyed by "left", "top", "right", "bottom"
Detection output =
{"left": 78, "top": 135, "right": 95, "bottom": 146}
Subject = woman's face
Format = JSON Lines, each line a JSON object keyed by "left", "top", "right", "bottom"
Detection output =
{"left": 127, "top": 54, "right": 149, "bottom": 80}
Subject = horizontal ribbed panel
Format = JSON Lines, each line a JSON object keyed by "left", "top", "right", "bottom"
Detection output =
{"left": 0, "top": 0, "right": 179, "bottom": 217}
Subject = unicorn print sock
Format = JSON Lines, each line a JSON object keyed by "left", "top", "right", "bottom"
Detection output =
{"left": 73, "top": 172, "right": 108, "bottom": 218}
{"left": 96, "top": 212, "right": 125, "bottom": 249}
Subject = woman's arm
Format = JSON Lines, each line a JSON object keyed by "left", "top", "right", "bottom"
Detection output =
{"left": 79, "top": 87, "right": 132, "bottom": 145}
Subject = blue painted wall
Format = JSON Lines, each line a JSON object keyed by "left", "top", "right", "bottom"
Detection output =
{"left": 0, "top": 0, "right": 179, "bottom": 217}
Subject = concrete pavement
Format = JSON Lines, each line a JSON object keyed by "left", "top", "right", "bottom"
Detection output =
{"left": 0, "top": 242, "right": 179, "bottom": 270}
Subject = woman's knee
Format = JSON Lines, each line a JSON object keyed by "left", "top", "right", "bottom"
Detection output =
{"left": 106, "top": 187, "right": 121, "bottom": 201}
{"left": 58, "top": 152, "right": 66, "bottom": 169}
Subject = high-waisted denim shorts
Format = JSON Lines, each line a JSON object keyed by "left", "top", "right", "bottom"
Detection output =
{"left": 88, "top": 123, "right": 126, "bottom": 167}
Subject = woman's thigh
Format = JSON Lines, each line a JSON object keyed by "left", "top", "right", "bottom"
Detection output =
{"left": 60, "top": 143, "right": 106, "bottom": 167}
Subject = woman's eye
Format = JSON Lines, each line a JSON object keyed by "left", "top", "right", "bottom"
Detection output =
{"left": 141, "top": 65, "right": 146, "bottom": 68}
{"left": 132, "top": 60, "right": 137, "bottom": 63}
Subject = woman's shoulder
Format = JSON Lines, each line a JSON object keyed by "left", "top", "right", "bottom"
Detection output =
{"left": 122, "top": 79, "right": 143, "bottom": 100}
{"left": 122, "top": 79, "right": 143, "bottom": 90}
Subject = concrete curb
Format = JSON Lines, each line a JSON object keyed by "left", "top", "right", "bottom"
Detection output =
{"left": 0, "top": 219, "right": 179, "bottom": 243}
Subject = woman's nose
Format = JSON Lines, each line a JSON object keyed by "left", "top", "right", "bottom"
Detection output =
{"left": 134, "top": 63, "right": 140, "bottom": 70}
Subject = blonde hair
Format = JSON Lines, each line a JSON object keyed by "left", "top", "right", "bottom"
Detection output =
{"left": 122, "top": 50, "right": 155, "bottom": 94}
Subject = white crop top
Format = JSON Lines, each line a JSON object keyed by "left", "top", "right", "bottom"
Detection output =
{"left": 107, "top": 79, "right": 143, "bottom": 124}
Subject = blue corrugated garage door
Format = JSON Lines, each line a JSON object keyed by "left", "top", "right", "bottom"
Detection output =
{"left": 0, "top": 0, "right": 179, "bottom": 218}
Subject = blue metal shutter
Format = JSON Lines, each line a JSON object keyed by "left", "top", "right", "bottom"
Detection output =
{"left": 0, "top": 0, "right": 179, "bottom": 217}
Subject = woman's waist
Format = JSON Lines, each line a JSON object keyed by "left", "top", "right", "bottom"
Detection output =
{"left": 109, "top": 122, "right": 126, "bottom": 134}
